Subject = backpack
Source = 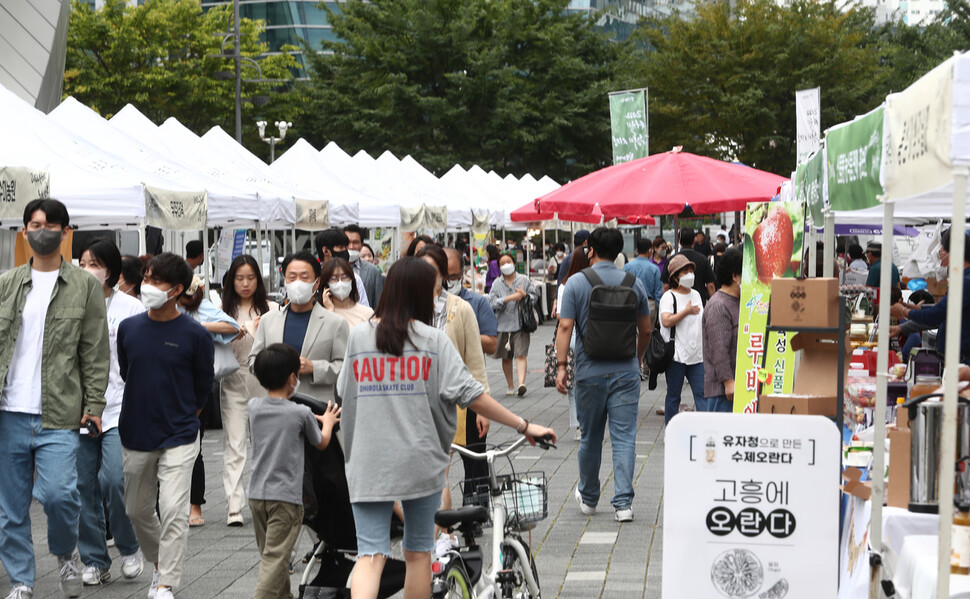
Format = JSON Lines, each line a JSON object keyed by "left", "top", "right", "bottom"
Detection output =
{"left": 579, "top": 268, "right": 639, "bottom": 360}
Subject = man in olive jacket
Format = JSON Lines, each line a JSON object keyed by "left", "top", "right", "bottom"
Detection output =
{"left": 0, "top": 199, "right": 110, "bottom": 599}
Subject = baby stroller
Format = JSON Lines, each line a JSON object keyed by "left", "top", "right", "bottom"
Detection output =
{"left": 291, "top": 393, "right": 406, "bottom": 599}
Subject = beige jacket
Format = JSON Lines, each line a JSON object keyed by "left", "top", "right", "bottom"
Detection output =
{"left": 443, "top": 293, "right": 488, "bottom": 445}
{"left": 248, "top": 303, "right": 350, "bottom": 403}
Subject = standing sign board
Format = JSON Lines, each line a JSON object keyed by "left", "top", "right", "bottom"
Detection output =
{"left": 215, "top": 229, "right": 247, "bottom": 285}
{"left": 796, "top": 87, "right": 822, "bottom": 165}
{"left": 608, "top": 89, "right": 649, "bottom": 164}
{"left": 732, "top": 198, "right": 804, "bottom": 413}
{"left": 663, "top": 413, "right": 840, "bottom": 598}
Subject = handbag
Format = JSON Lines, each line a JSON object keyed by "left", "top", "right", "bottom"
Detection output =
{"left": 518, "top": 283, "right": 539, "bottom": 334}
{"left": 213, "top": 342, "right": 240, "bottom": 379}
{"left": 544, "top": 327, "right": 574, "bottom": 389}
{"left": 646, "top": 292, "right": 677, "bottom": 378}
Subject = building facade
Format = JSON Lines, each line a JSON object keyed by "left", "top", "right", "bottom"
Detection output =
{"left": 0, "top": 0, "right": 72, "bottom": 113}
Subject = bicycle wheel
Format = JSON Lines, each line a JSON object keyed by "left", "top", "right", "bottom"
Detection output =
{"left": 435, "top": 562, "right": 472, "bottom": 599}
{"left": 500, "top": 536, "right": 540, "bottom": 598}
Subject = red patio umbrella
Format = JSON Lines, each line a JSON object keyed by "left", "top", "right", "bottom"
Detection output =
{"left": 536, "top": 149, "right": 788, "bottom": 218}
{"left": 509, "top": 200, "right": 655, "bottom": 225}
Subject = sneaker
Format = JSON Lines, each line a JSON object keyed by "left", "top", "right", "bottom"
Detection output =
{"left": 106, "top": 535, "right": 115, "bottom": 548}
{"left": 121, "top": 551, "right": 144, "bottom": 579}
{"left": 574, "top": 427, "right": 582, "bottom": 441}
{"left": 615, "top": 507, "right": 634, "bottom": 522}
{"left": 504, "top": 388, "right": 516, "bottom": 396}
{"left": 433, "top": 533, "right": 458, "bottom": 559}
{"left": 226, "top": 512, "right": 244, "bottom": 527}
{"left": 517, "top": 384, "right": 527, "bottom": 396}
{"left": 155, "top": 587, "right": 174, "bottom": 599}
{"left": 81, "top": 566, "right": 110, "bottom": 586}
{"left": 4, "top": 586, "right": 32, "bottom": 599}
{"left": 146, "top": 569, "right": 160, "bottom": 598}
{"left": 574, "top": 487, "right": 595, "bottom": 515}
{"left": 58, "top": 550, "right": 82, "bottom": 598}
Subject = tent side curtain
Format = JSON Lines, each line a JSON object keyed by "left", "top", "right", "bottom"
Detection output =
{"left": 0, "top": 167, "right": 49, "bottom": 221}
{"left": 294, "top": 198, "right": 330, "bottom": 230}
{"left": 145, "top": 187, "right": 208, "bottom": 231}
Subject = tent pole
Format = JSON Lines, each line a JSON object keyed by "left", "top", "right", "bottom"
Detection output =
{"left": 255, "top": 223, "right": 265, "bottom": 287}
{"left": 823, "top": 210, "right": 835, "bottom": 278}
{"left": 674, "top": 216, "right": 679, "bottom": 251}
{"left": 869, "top": 200, "right": 893, "bottom": 599}
{"left": 807, "top": 227, "right": 817, "bottom": 277}
{"left": 291, "top": 227, "right": 297, "bottom": 254}
{"left": 138, "top": 222, "right": 147, "bottom": 256}
{"left": 468, "top": 227, "right": 475, "bottom": 293}
{"left": 202, "top": 228, "right": 211, "bottom": 288}
{"left": 502, "top": 227, "right": 506, "bottom": 249}
{"left": 938, "top": 166, "right": 969, "bottom": 599}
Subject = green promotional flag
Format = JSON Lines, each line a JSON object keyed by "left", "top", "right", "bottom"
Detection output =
{"left": 609, "top": 89, "right": 648, "bottom": 164}
{"left": 825, "top": 106, "right": 884, "bottom": 212}
{"left": 794, "top": 147, "right": 825, "bottom": 227}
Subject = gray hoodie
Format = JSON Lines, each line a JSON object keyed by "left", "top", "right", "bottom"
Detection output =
{"left": 335, "top": 320, "right": 485, "bottom": 503}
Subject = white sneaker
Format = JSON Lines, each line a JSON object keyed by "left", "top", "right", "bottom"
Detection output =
{"left": 574, "top": 487, "right": 595, "bottom": 515}
{"left": 121, "top": 551, "right": 144, "bottom": 579}
{"left": 146, "top": 569, "right": 160, "bottom": 598}
{"left": 615, "top": 507, "right": 634, "bottom": 522}
{"left": 574, "top": 427, "right": 582, "bottom": 441}
{"left": 81, "top": 565, "right": 110, "bottom": 585}
{"left": 58, "top": 550, "right": 82, "bottom": 598}
{"left": 155, "top": 587, "right": 174, "bottom": 599}
{"left": 433, "top": 533, "right": 458, "bottom": 558}
{"left": 4, "top": 586, "right": 32, "bottom": 599}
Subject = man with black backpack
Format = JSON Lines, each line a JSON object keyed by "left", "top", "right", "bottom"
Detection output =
{"left": 555, "top": 228, "right": 652, "bottom": 522}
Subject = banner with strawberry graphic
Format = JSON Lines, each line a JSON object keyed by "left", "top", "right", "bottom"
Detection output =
{"left": 733, "top": 197, "right": 806, "bottom": 413}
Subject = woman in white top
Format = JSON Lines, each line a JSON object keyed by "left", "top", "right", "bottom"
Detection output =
{"left": 659, "top": 254, "right": 705, "bottom": 425}
{"left": 219, "top": 255, "right": 279, "bottom": 527}
{"left": 76, "top": 239, "right": 146, "bottom": 584}
{"left": 319, "top": 258, "right": 374, "bottom": 328}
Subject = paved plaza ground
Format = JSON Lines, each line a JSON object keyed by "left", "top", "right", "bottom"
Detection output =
{"left": 3, "top": 321, "right": 668, "bottom": 598}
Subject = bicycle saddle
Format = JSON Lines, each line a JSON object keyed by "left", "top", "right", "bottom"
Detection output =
{"left": 434, "top": 505, "right": 489, "bottom": 528}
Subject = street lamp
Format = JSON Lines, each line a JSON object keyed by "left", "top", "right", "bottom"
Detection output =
{"left": 256, "top": 120, "right": 292, "bottom": 163}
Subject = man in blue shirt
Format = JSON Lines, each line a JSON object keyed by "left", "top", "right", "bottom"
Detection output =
{"left": 624, "top": 238, "right": 663, "bottom": 326}
{"left": 865, "top": 241, "right": 901, "bottom": 289}
{"left": 557, "top": 228, "right": 652, "bottom": 522}
{"left": 118, "top": 253, "right": 214, "bottom": 599}
{"left": 891, "top": 230, "right": 970, "bottom": 363}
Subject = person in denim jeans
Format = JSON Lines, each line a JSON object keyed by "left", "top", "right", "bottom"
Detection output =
{"left": 556, "top": 228, "right": 652, "bottom": 522}
{"left": 0, "top": 199, "right": 110, "bottom": 599}
{"left": 659, "top": 255, "right": 705, "bottom": 425}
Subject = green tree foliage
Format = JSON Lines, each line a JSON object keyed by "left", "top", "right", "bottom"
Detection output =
{"left": 299, "top": 0, "right": 619, "bottom": 180}
{"left": 64, "top": 0, "right": 298, "bottom": 156}
{"left": 619, "top": 0, "right": 892, "bottom": 174}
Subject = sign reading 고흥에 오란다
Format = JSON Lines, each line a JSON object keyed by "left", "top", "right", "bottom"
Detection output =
{"left": 662, "top": 413, "right": 840, "bottom": 599}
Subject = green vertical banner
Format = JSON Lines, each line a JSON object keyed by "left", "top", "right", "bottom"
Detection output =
{"left": 825, "top": 106, "right": 884, "bottom": 212}
{"left": 733, "top": 197, "right": 806, "bottom": 413}
{"left": 609, "top": 89, "right": 648, "bottom": 164}
{"left": 794, "top": 146, "right": 825, "bottom": 227}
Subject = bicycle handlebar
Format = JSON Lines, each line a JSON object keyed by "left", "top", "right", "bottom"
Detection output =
{"left": 451, "top": 434, "right": 555, "bottom": 461}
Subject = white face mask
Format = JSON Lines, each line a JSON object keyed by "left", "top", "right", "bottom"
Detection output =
{"left": 347, "top": 249, "right": 360, "bottom": 264}
{"left": 443, "top": 278, "right": 459, "bottom": 292}
{"left": 500, "top": 263, "right": 516, "bottom": 276}
{"left": 679, "top": 273, "right": 696, "bottom": 289}
{"left": 140, "top": 284, "right": 175, "bottom": 310}
{"left": 329, "top": 280, "right": 352, "bottom": 301}
{"left": 290, "top": 377, "right": 301, "bottom": 397}
{"left": 286, "top": 279, "right": 317, "bottom": 305}
{"left": 84, "top": 267, "right": 108, "bottom": 286}
{"left": 556, "top": 251, "right": 564, "bottom": 259}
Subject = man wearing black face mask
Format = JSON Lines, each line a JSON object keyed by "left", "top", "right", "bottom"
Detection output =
{"left": 0, "top": 199, "right": 110, "bottom": 599}
{"left": 313, "top": 229, "right": 370, "bottom": 307}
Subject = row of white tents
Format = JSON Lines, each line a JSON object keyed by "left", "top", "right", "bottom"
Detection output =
{"left": 0, "top": 82, "right": 560, "bottom": 234}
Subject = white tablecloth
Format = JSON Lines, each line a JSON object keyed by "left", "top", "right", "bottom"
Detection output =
{"left": 893, "top": 535, "right": 970, "bottom": 599}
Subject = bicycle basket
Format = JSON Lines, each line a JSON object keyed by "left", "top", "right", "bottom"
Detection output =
{"left": 462, "top": 471, "right": 548, "bottom": 530}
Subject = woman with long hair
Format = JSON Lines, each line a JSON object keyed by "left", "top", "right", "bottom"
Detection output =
{"left": 219, "top": 255, "right": 278, "bottom": 526}
{"left": 319, "top": 258, "right": 374, "bottom": 328}
{"left": 484, "top": 244, "right": 501, "bottom": 292}
{"left": 335, "top": 257, "right": 555, "bottom": 599}
{"left": 552, "top": 246, "right": 591, "bottom": 440}
{"left": 404, "top": 234, "right": 435, "bottom": 257}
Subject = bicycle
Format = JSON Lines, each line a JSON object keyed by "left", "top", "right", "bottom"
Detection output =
{"left": 431, "top": 434, "right": 555, "bottom": 599}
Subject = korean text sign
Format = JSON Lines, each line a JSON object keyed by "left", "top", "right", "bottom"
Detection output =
{"left": 663, "top": 413, "right": 840, "bottom": 598}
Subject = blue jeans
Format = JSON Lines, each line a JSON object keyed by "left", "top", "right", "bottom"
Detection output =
{"left": 698, "top": 394, "right": 734, "bottom": 413}
{"left": 77, "top": 428, "right": 140, "bottom": 569}
{"left": 664, "top": 362, "right": 705, "bottom": 425}
{"left": 0, "top": 411, "right": 81, "bottom": 587}
{"left": 352, "top": 491, "right": 440, "bottom": 556}
{"left": 575, "top": 371, "right": 640, "bottom": 510}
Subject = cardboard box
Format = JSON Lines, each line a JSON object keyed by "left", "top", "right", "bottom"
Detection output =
{"left": 770, "top": 277, "right": 841, "bottom": 329}
{"left": 887, "top": 428, "right": 911, "bottom": 508}
{"left": 759, "top": 332, "right": 851, "bottom": 417}
{"left": 842, "top": 467, "right": 872, "bottom": 501}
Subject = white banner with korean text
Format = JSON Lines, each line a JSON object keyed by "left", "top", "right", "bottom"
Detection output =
{"left": 796, "top": 88, "right": 821, "bottom": 164}
{"left": 144, "top": 187, "right": 207, "bottom": 230}
{"left": 0, "top": 167, "right": 50, "bottom": 222}
{"left": 663, "top": 413, "right": 840, "bottom": 598}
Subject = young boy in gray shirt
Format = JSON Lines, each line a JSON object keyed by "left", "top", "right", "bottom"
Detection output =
{"left": 248, "top": 343, "right": 340, "bottom": 599}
